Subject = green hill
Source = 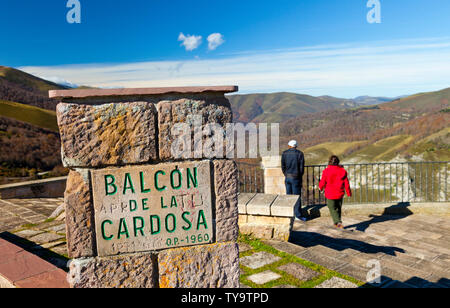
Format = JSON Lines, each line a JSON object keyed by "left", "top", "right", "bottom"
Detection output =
{"left": 0, "top": 100, "right": 58, "bottom": 132}
{"left": 282, "top": 87, "right": 449, "bottom": 163}
{"left": 0, "top": 66, "right": 68, "bottom": 96}
{"left": 228, "top": 92, "right": 358, "bottom": 123}
{"left": 382, "top": 87, "right": 450, "bottom": 111}
{"left": 227, "top": 92, "right": 398, "bottom": 124}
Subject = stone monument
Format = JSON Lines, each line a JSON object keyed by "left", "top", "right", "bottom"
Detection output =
{"left": 50, "top": 86, "right": 240, "bottom": 288}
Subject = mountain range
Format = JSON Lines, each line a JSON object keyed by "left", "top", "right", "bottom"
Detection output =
{"left": 227, "top": 92, "right": 395, "bottom": 124}
{"left": 0, "top": 66, "right": 448, "bottom": 183}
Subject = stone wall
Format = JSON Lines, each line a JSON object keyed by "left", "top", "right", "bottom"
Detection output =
{"left": 52, "top": 86, "right": 241, "bottom": 288}
{"left": 0, "top": 177, "right": 67, "bottom": 199}
{"left": 261, "top": 156, "right": 286, "bottom": 195}
{"left": 238, "top": 193, "right": 299, "bottom": 241}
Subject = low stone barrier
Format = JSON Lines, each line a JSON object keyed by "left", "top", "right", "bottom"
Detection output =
{"left": 0, "top": 177, "right": 67, "bottom": 199}
{"left": 238, "top": 193, "right": 299, "bottom": 241}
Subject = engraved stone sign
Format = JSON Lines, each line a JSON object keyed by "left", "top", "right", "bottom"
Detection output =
{"left": 91, "top": 161, "right": 213, "bottom": 257}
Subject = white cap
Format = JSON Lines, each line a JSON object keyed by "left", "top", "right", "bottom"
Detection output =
{"left": 288, "top": 140, "right": 297, "bottom": 147}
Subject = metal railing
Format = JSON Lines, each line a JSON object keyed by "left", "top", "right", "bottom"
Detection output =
{"left": 237, "top": 161, "right": 450, "bottom": 205}
{"left": 236, "top": 162, "right": 264, "bottom": 193}
{"left": 304, "top": 162, "right": 449, "bottom": 205}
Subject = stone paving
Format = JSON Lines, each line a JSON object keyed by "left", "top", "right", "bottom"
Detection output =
{"left": 0, "top": 198, "right": 68, "bottom": 271}
{"left": 238, "top": 238, "right": 360, "bottom": 288}
{"left": 0, "top": 198, "right": 64, "bottom": 232}
{"left": 285, "top": 214, "right": 450, "bottom": 288}
{"left": 1, "top": 198, "right": 450, "bottom": 288}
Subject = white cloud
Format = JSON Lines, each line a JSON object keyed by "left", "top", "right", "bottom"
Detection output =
{"left": 19, "top": 37, "right": 450, "bottom": 98}
{"left": 178, "top": 33, "right": 202, "bottom": 51}
{"left": 207, "top": 33, "right": 225, "bottom": 51}
{"left": 40, "top": 76, "right": 78, "bottom": 88}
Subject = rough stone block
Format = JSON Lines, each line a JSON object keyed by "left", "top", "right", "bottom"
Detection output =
{"left": 64, "top": 169, "right": 96, "bottom": 258}
{"left": 246, "top": 215, "right": 292, "bottom": 225}
{"left": 273, "top": 224, "right": 292, "bottom": 241}
{"left": 213, "top": 160, "right": 239, "bottom": 242}
{"left": 158, "top": 97, "right": 233, "bottom": 160}
{"left": 158, "top": 242, "right": 240, "bottom": 288}
{"left": 238, "top": 214, "right": 248, "bottom": 224}
{"left": 261, "top": 156, "right": 282, "bottom": 169}
{"left": 264, "top": 183, "right": 286, "bottom": 195}
{"left": 238, "top": 193, "right": 257, "bottom": 214}
{"left": 68, "top": 252, "right": 158, "bottom": 288}
{"left": 264, "top": 168, "right": 284, "bottom": 177}
{"left": 239, "top": 223, "right": 274, "bottom": 239}
{"left": 246, "top": 194, "right": 278, "bottom": 216}
{"left": 271, "top": 195, "right": 299, "bottom": 217}
{"left": 57, "top": 102, "right": 158, "bottom": 168}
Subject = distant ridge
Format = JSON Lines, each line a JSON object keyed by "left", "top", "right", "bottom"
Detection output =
{"left": 281, "top": 87, "right": 450, "bottom": 163}
{"left": 227, "top": 92, "right": 396, "bottom": 123}
{"left": 0, "top": 66, "right": 68, "bottom": 110}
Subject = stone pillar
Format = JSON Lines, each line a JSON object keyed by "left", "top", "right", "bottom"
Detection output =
{"left": 261, "top": 156, "right": 286, "bottom": 195}
{"left": 51, "top": 86, "right": 241, "bottom": 288}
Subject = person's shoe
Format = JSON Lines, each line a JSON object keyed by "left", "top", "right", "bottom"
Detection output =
{"left": 335, "top": 223, "right": 344, "bottom": 229}
{"left": 296, "top": 216, "right": 307, "bottom": 222}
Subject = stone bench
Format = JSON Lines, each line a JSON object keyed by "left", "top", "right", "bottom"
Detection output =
{"left": 238, "top": 193, "right": 299, "bottom": 241}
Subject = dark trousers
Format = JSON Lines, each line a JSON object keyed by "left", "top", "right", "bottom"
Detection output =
{"left": 285, "top": 178, "right": 302, "bottom": 217}
{"left": 327, "top": 198, "right": 343, "bottom": 225}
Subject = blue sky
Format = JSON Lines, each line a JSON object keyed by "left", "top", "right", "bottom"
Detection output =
{"left": 2, "top": 0, "right": 450, "bottom": 97}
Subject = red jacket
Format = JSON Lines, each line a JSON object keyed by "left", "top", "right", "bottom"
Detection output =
{"left": 319, "top": 165, "right": 352, "bottom": 200}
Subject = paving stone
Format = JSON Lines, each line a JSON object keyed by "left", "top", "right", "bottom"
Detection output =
{"left": 0, "top": 250, "right": 55, "bottom": 283}
{"left": 314, "top": 277, "right": 358, "bottom": 288}
{"left": 308, "top": 245, "right": 348, "bottom": 260}
{"left": 277, "top": 263, "right": 320, "bottom": 281}
{"left": 272, "top": 284, "right": 297, "bottom": 288}
{"left": 14, "top": 269, "right": 69, "bottom": 288}
{"left": 14, "top": 229, "right": 45, "bottom": 238}
{"left": 337, "top": 263, "right": 391, "bottom": 285}
{"left": 239, "top": 283, "right": 252, "bottom": 288}
{"left": 264, "top": 240, "right": 308, "bottom": 256}
{"left": 29, "top": 232, "right": 65, "bottom": 245}
{"left": 50, "top": 245, "right": 68, "bottom": 256}
{"left": 382, "top": 280, "right": 417, "bottom": 288}
{"left": 378, "top": 258, "right": 431, "bottom": 282}
{"left": 411, "top": 259, "right": 450, "bottom": 278}
{"left": 238, "top": 243, "right": 253, "bottom": 253}
{"left": 33, "top": 241, "right": 66, "bottom": 250}
{"left": 296, "top": 250, "right": 347, "bottom": 271}
{"left": 46, "top": 225, "right": 66, "bottom": 233}
{"left": 240, "top": 251, "right": 281, "bottom": 269}
{"left": 247, "top": 271, "right": 282, "bottom": 285}
{"left": 379, "top": 252, "right": 421, "bottom": 267}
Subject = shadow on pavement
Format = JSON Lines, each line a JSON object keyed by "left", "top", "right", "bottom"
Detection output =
{"left": 361, "top": 276, "right": 450, "bottom": 288}
{"left": 344, "top": 202, "right": 413, "bottom": 232}
{"left": 0, "top": 231, "right": 69, "bottom": 271}
{"left": 289, "top": 231, "right": 405, "bottom": 256}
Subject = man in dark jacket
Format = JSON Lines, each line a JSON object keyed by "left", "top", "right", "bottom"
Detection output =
{"left": 281, "top": 140, "right": 306, "bottom": 221}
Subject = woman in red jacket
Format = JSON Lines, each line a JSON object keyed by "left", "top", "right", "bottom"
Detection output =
{"left": 319, "top": 155, "right": 352, "bottom": 229}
